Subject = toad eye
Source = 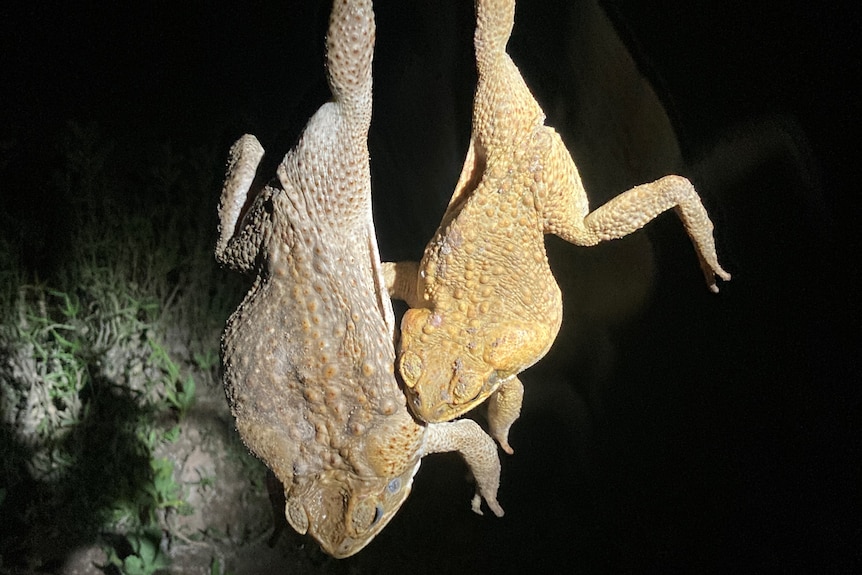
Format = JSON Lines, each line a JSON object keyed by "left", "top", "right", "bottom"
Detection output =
{"left": 386, "top": 478, "right": 401, "bottom": 494}
{"left": 399, "top": 352, "right": 423, "bottom": 388}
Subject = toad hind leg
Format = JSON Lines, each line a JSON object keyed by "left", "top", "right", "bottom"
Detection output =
{"left": 541, "top": 137, "right": 731, "bottom": 292}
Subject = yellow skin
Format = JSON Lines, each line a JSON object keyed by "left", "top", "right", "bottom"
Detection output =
{"left": 216, "top": 0, "right": 502, "bottom": 558}
{"left": 385, "top": 0, "right": 731, "bottom": 454}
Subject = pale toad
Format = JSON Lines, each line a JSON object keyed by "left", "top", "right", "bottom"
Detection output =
{"left": 216, "top": 0, "right": 503, "bottom": 558}
{"left": 385, "top": 0, "right": 731, "bottom": 453}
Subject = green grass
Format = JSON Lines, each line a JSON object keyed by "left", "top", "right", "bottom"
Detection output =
{"left": 0, "top": 121, "right": 252, "bottom": 572}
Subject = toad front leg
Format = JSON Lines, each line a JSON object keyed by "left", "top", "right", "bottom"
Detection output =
{"left": 424, "top": 419, "right": 505, "bottom": 517}
{"left": 486, "top": 375, "right": 524, "bottom": 455}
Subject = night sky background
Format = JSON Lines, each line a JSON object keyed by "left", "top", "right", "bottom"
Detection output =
{"left": 2, "top": 0, "right": 860, "bottom": 572}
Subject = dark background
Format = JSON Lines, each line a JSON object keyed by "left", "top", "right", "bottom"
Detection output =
{"left": 2, "top": 0, "right": 859, "bottom": 572}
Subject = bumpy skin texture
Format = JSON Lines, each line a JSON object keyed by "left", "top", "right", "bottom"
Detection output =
{"left": 385, "top": 0, "right": 731, "bottom": 454}
{"left": 216, "top": 0, "right": 502, "bottom": 559}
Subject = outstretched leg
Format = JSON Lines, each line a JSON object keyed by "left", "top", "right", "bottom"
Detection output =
{"left": 544, "top": 152, "right": 731, "bottom": 292}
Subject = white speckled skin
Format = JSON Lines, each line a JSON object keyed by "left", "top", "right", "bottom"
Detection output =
{"left": 385, "top": 0, "right": 730, "bottom": 453}
{"left": 216, "top": 0, "right": 502, "bottom": 559}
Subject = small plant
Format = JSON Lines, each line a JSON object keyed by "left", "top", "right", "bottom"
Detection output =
{"left": 0, "top": 120, "right": 251, "bottom": 570}
{"left": 147, "top": 456, "right": 193, "bottom": 517}
{"left": 105, "top": 529, "right": 170, "bottom": 575}
{"left": 148, "top": 338, "right": 196, "bottom": 418}
{"left": 209, "top": 556, "right": 236, "bottom": 575}
{"left": 193, "top": 349, "right": 219, "bottom": 373}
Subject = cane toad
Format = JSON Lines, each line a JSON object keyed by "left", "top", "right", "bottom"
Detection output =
{"left": 385, "top": 0, "right": 731, "bottom": 454}
{"left": 216, "top": 0, "right": 502, "bottom": 558}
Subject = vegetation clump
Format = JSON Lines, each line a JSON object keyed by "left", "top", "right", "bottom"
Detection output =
{"left": 0, "top": 121, "right": 265, "bottom": 574}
